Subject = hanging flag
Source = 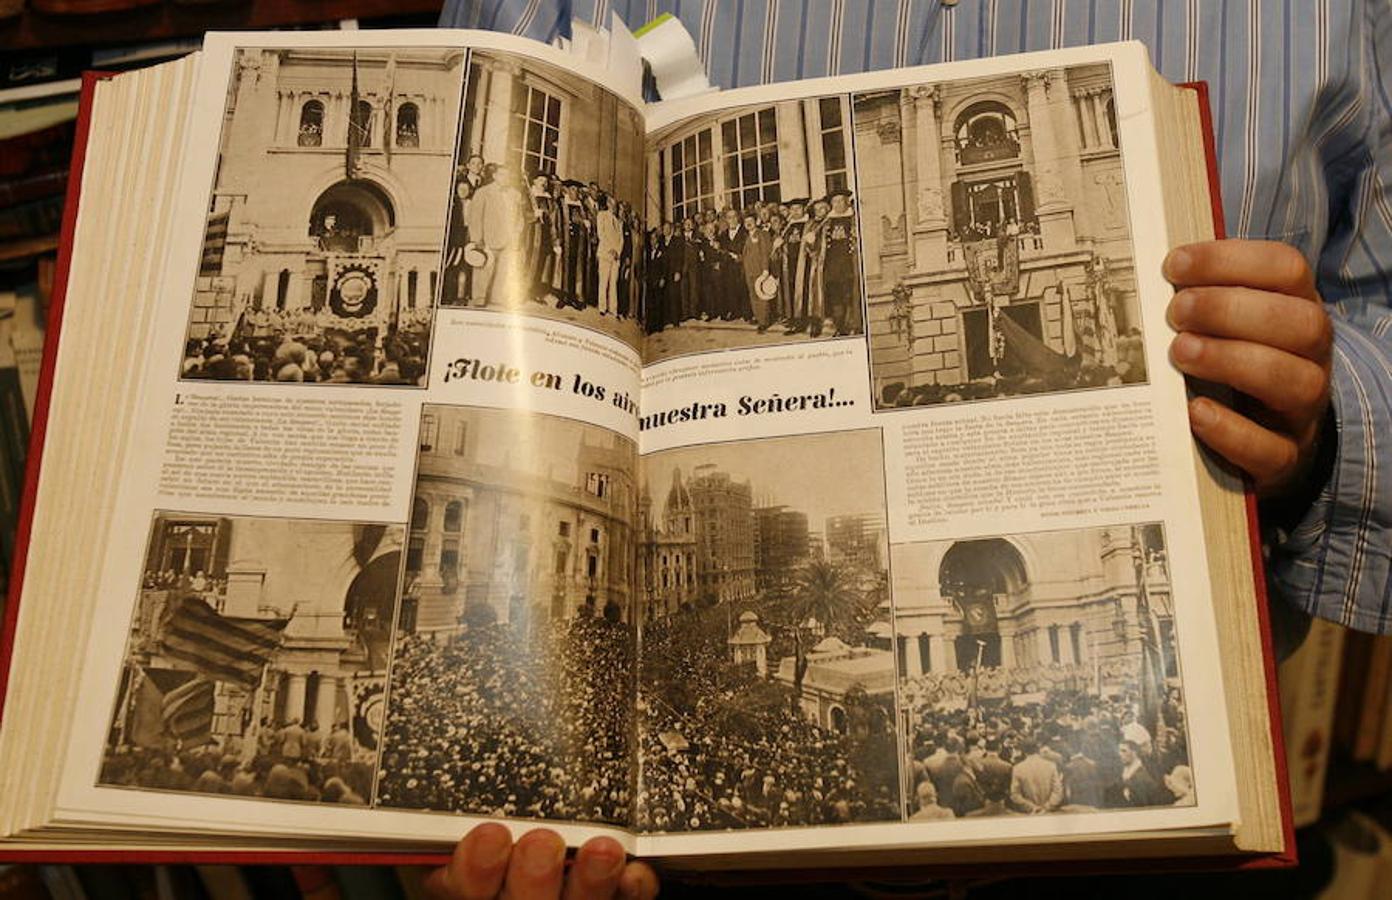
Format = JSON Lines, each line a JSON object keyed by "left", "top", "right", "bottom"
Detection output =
{"left": 346, "top": 51, "right": 364, "bottom": 178}
{"left": 1134, "top": 532, "right": 1167, "bottom": 741}
{"left": 158, "top": 593, "right": 288, "bottom": 688}
{"left": 161, "top": 675, "right": 216, "bottom": 744}
{"left": 998, "top": 312, "right": 1080, "bottom": 379}
{"left": 382, "top": 53, "right": 397, "bottom": 167}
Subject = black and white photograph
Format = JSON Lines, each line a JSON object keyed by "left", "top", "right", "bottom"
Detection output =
{"left": 635, "top": 429, "right": 901, "bottom": 831}
{"left": 99, "top": 513, "right": 405, "bottom": 806}
{"left": 181, "top": 47, "right": 467, "bottom": 385}
{"left": 375, "top": 405, "right": 638, "bottom": 825}
{"left": 440, "top": 50, "right": 647, "bottom": 350}
{"left": 855, "top": 65, "right": 1147, "bottom": 410}
{"left": 892, "top": 524, "right": 1193, "bottom": 821}
{"left": 642, "top": 96, "right": 866, "bottom": 364}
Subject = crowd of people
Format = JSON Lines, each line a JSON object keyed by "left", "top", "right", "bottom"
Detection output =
{"left": 100, "top": 721, "right": 373, "bottom": 806}
{"left": 636, "top": 608, "right": 900, "bottom": 832}
{"left": 376, "top": 616, "right": 634, "bottom": 825}
{"left": 443, "top": 153, "right": 643, "bottom": 320}
{"left": 644, "top": 191, "right": 862, "bottom": 339}
{"left": 180, "top": 315, "right": 431, "bottom": 385}
{"left": 903, "top": 687, "right": 1192, "bottom": 820}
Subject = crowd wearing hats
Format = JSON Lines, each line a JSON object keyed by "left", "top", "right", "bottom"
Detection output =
{"left": 100, "top": 724, "right": 373, "bottom": 806}
{"left": 443, "top": 153, "right": 643, "bottom": 320}
{"left": 181, "top": 310, "right": 431, "bottom": 385}
{"left": 636, "top": 606, "right": 900, "bottom": 832}
{"left": 903, "top": 687, "right": 1193, "bottom": 820}
{"left": 643, "top": 190, "right": 862, "bottom": 339}
{"left": 376, "top": 615, "right": 633, "bottom": 825}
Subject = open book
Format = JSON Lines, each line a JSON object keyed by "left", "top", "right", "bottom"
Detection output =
{"left": 0, "top": 28, "right": 1292, "bottom": 871}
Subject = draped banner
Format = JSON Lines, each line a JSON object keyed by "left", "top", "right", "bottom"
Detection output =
{"left": 158, "top": 594, "right": 288, "bottom": 688}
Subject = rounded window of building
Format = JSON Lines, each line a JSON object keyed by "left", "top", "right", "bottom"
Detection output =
{"left": 954, "top": 101, "right": 1020, "bottom": 165}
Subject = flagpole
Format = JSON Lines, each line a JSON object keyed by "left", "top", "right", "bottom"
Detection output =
{"left": 241, "top": 661, "right": 271, "bottom": 765}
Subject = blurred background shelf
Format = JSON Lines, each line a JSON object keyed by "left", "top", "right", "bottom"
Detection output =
{"left": 1, "top": 0, "right": 443, "bottom": 52}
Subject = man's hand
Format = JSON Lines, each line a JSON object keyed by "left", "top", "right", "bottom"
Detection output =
{"left": 425, "top": 823, "right": 659, "bottom": 900}
{"left": 1164, "top": 239, "right": 1333, "bottom": 499}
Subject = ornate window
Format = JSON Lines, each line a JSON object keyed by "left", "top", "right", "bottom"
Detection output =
{"left": 395, "top": 102, "right": 420, "bottom": 148}
{"left": 419, "top": 414, "right": 438, "bottom": 451}
{"left": 720, "top": 107, "right": 780, "bottom": 209}
{"left": 443, "top": 500, "right": 464, "bottom": 533}
{"left": 453, "top": 422, "right": 467, "bottom": 456}
{"left": 298, "top": 100, "right": 324, "bottom": 147}
{"left": 818, "top": 97, "right": 850, "bottom": 194}
{"left": 953, "top": 101, "right": 1020, "bottom": 165}
{"left": 511, "top": 83, "right": 562, "bottom": 177}
{"left": 668, "top": 130, "right": 715, "bottom": 222}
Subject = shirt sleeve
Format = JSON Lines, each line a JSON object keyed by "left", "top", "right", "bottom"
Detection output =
{"left": 1267, "top": 0, "right": 1392, "bottom": 634}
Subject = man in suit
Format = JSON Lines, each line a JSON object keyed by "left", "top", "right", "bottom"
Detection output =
{"left": 595, "top": 196, "right": 623, "bottom": 316}
{"left": 740, "top": 212, "right": 774, "bottom": 332}
{"left": 1061, "top": 740, "right": 1104, "bottom": 809}
{"left": 1009, "top": 740, "right": 1064, "bottom": 814}
{"left": 559, "top": 181, "right": 589, "bottom": 309}
{"left": 527, "top": 173, "right": 558, "bottom": 302}
{"left": 1119, "top": 739, "right": 1170, "bottom": 807}
{"left": 466, "top": 163, "right": 526, "bottom": 308}
{"left": 716, "top": 207, "right": 748, "bottom": 320}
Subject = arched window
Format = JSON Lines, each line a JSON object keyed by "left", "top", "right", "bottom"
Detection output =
{"left": 298, "top": 100, "right": 324, "bottom": 147}
{"left": 953, "top": 101, "right": 1020, "bottom": 165}
{"left": 1105, "top": 96, "right": 1119, "bottom": 147}
{"left": 309, "top": 180, "right": 396, "bottom": 251}
{"left": 411, "top": 496, "right": 429, "bottom": 530}
{"left": 275, "top": 269, "right": 290, "bottom": 311}
{"left": 396, "top": 102, "right": 420, "bottom": 148}
{"left": 443, "top": 500, "right": 464, "bottom": 533}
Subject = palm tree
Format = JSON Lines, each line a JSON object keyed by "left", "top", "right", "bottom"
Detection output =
{"left": 787, "top": 559, "right": 860, "bottom": 712}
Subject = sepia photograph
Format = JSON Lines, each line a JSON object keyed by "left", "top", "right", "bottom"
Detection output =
{"left": 855, "top": 65, "right": 1147, "bottom": 410}
{"left": 635, "top": 429, "right": 901, "bottom": 831}
{"left": 374, "top": 405, "right": 638, "bottom": 825}
{"left": 182, "top": 47, "right": 467, "bottom": 386}
{"left": 99, "top": 513, "right": 405, "bottom": 806}
{"left": 892, "top": 524, "right": 1193, "bottom": 821}
{"left": 440, "top": 50, "right": 647, "bottom": 351}
{"left": 642, "top": 96, "right": 866, "bottom": 365}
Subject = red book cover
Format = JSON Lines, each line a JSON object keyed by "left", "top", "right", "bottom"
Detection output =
{"left": 0, "top": 75, "right": 1293, "bottom": 874}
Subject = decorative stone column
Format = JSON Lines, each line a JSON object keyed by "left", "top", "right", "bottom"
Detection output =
{"left": 903, "top": 632, "right": 923, "bottom": 678}
{"left": 775, "top": 101, "right": 812, "bottom": 201}
{"left": 929, "top": 633, "right": 946, "bottom": 674}
{"left": 909, "top": 85, "right": 950, "bottom": 272}
{"left": 283, "top": 673, "right": 308, "bottom": 724}
{"left": 315, "top": 675, "right": 339, "bottom": 731}
{"left": 1023, "top": 70, "right": 1077, "bottom": 249}
{"left": 481, "top": 62, "right": 517, "bottom": 163}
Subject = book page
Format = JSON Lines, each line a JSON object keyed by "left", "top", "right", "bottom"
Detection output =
{"left": 52, "top": 29, "right": 651, "bottom": 851}
{"left": 630, "top": 41, "right": 1240, "bottom": 858}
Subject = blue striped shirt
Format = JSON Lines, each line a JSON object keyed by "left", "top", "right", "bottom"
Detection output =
{"left": 443, "top": 0, "right": 1392, "bottom": 635}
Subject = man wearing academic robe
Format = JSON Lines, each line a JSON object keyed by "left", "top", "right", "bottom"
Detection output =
{"left": 777, "top": 200, "right": 811, "bottom": 330}
{"left": 559, "top": 181, "right": 588, "bottom": 309}
{"left": 618, "top": 202, "right": 636, "bottom": 319}
{"left": 799, "top": 199, "right": 833, "bottom": 336}
{"left": 819, "top": 189, "right": 861, "bottom": 336}
{"left": 527, "top": 174, "right": 558, "bottom": 301}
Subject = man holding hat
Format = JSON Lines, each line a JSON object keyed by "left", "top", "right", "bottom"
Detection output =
{"left": 466, "top": 162, "right": 526, "bottom": 308}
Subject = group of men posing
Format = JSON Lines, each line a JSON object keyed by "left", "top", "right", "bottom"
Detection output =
{"left": 442, "top": 154, "right": 642, "bottom": 319}
{"left": 644, "top": 191, "right": 862, "bottom": 338}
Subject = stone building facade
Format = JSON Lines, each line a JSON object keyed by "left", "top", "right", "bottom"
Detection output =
{"left": 753, "top": 505, "right": 810, "bottom": 592}
{"left": 854, "top": 64, "right": 1140, "bottom": 399}
{"left": 405, "top": 406, "right": 637, "bottom": 633}
{"left": 127, "top": 514, "right": 402, "bottom": 748}
{"left": 686, "top": 464, "right": 756, "bottom": 604}
{"left": 645, "top": 96, "right": 856, "bottom": 226}
{"left": 890, "top": 525, "right": 1174, "bottom": 688}
{"left": 191, "top": 48, "right": 465, "bottom": 337}
{"left": 637, "top": 468, "right": 699, "bottom": 623}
